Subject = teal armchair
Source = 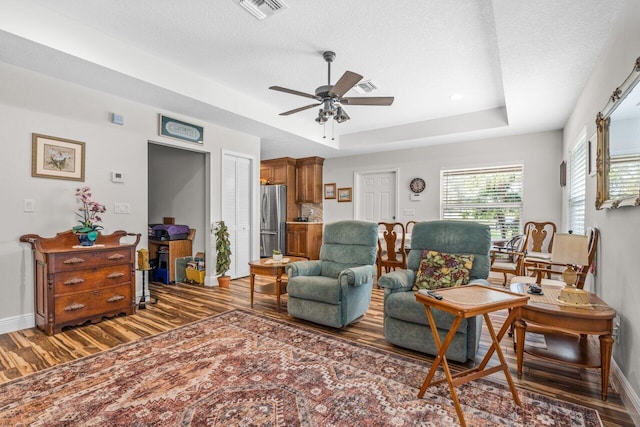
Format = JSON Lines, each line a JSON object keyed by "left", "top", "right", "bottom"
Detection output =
{"left": 286, "top": 220, "right": 378, "bottom": 328}
{"left": 377, "top": 220, "right": 491, "bottom": 362}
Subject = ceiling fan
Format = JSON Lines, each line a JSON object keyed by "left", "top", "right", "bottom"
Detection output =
{"left": 269, "top": 51, "right": 395, "bottom": 124}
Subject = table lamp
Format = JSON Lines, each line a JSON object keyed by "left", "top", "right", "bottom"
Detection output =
{"left": 551, "top": 233, "right": 589, "bottom": 305}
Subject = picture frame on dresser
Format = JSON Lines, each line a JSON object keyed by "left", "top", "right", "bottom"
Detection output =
{"left": 31, "top": 133, "right": 85, "bottom": 181}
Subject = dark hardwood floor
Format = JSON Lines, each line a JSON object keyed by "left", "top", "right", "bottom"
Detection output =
{"left": 0, "top": 276, "right": 635, "bottom": 426}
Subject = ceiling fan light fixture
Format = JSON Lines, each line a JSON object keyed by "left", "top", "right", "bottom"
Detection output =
{"left": 334, "top": 106, "right": 350, "bottom": 123}
{"left": 315, "top": 110, "right": 328, "bottom": 124}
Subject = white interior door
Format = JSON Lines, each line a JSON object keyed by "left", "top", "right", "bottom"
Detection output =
{"left": 222, "top": 153, "right": 252, "bottom": 278}
{"left": 355, "top": 170, "right": 398, "bottom": 222}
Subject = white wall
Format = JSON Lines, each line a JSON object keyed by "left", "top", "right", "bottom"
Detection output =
{"left": 0, "top": 62, "right": 260, "bottom": 333}
{"left": 323, "top": 130, "right": 563, "bottom": 228}
{"left": 563, "top": 0, "right": 640, "bottom": 402}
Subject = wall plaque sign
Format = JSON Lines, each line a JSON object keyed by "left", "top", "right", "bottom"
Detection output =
{"left": 159, "top": 114, "right": 203, "bottom": 144}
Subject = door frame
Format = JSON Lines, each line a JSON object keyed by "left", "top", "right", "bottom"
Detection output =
{"left": 353, "top": 168, "right": 400, "bottom": 221}
{"left": 147, "top": 140, "right": 211, "bottom": 283}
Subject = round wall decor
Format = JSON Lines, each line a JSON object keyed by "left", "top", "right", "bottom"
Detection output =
{"left": 410, "top": 177, "right": 426, "bottom": 193}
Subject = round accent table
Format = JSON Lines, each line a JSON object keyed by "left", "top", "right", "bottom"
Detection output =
{"left": 248, "top": 256, "right": 307, "bottom": 312}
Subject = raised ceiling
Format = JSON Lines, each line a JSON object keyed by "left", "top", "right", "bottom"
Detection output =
{"left": 0, "top": 0, "right": 626, "bottom": 159}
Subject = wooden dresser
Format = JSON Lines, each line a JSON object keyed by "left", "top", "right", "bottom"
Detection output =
{"left": 20, "top": 230, "right": 141, "bottom": 335}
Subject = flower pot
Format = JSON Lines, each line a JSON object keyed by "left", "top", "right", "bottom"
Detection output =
{"left": 76, "top": 231, "right": 98, "bottom": 246}
{"left": 217, "top": 275, "right": 231, "bottom": 288}
{"left": 272, "top": 253, "right": 283, "bottom": 261}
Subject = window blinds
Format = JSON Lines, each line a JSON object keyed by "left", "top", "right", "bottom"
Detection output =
{"left": 441, "top": 165, "right": 523, "bottom": 240}
{"left": 569, "top": 138, "right": 587, "bottom": 234}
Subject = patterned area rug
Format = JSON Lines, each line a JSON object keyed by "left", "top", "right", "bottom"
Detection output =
{"left": 0, "top": 309, "right": 601, "bottom": 426}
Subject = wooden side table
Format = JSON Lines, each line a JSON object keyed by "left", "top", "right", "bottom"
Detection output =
{"left": 248, "top": 257, "right": 306, "bottom": 311}
{"left": 415, "top": 285, "right": 529, "bottom": 427}
{"left": 510, "top": 282, "right": 616, "bottom": 400}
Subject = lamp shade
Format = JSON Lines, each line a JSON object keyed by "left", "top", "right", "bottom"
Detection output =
{"left": 551, "top": 233, "right": 589, "bottom": 266}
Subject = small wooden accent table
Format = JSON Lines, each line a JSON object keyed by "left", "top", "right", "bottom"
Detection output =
{"left": 248, "top": 257, "right": 306, "bottom": 312}
{"left": 510, "top": 282, "right": 616, "bottom": 400}
{"left": 416, "top": 285, "right": 529, "bottom": 427}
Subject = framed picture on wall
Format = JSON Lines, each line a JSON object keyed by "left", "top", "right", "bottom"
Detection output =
{"left": 324, "top": 183, "right": 336, "bottom": 199}
{"left": 588, "top": 133, "right": 597, "bottom": 176}
{"left": 337, "top": 187, "right": 352, "bottom": 202}
{"left": 31, "top": 133, "right": 85, "bottom": 181}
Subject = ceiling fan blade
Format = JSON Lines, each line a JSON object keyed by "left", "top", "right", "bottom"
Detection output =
{"left": 341, "top": 96, "right": 395, "bottom": 106}
{"left": 328, "top": 71, "right": 363, "bottom": 98}
{"left": 269, "top": 86, "right": 320, "bottom": 100}
{"left": 279, "top": 103, "right": 321, "bottom": 116}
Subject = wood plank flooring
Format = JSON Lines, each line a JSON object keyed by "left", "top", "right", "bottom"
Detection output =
{"left": 0, "top": 276, "right": 635, "bottom": 426}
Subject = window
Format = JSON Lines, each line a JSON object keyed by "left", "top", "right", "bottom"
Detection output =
{"left": 568, "top": 137, "right": 587, "bottom": 234}
{"left": 441, "top": 165, "right": 523, "bottom": 240}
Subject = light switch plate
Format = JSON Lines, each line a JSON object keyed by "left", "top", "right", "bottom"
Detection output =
{"left": 24, "top": 198, "right": 35, "bottom": 212}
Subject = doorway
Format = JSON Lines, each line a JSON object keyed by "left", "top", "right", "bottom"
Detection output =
{"left": 354, "top": 169, "right": 399, "bottom": 222}
{"left": 148, "top": 142, "right": 208, "bottom": 269}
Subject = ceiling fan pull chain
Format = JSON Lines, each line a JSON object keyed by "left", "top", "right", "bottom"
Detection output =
{"left": 331, "top": 119, "right": 335, "bottom": 141}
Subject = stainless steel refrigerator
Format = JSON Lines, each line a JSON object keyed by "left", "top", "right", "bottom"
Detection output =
{"left": 260, "top": 185, "right": 286, "bottom": 257}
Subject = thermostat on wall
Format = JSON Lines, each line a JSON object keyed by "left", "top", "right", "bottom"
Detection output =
{"left": 111, "top": 171, "right": 125, "bottom": 183}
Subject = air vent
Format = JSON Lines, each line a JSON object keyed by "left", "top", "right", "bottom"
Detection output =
{"left": 353, "top": 79, "right": 378, "bottom": 94}
{"left": 235, "top": 0, "right": 288, "bottom": 20}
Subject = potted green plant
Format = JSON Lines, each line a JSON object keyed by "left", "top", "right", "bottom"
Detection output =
{"left": 272, "top": 249, "right": 283, "bottom": 262}
{"left": 214, "top": 220, "right": 232, "bottom": 288}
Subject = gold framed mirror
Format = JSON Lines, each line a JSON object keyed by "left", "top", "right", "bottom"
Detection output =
{"left": 596, "top": 57, "right": 640, "bottom": 209}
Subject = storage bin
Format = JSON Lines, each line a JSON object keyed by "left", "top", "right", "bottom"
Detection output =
{"left": 154, "top": 267, "right": 169, "bottom": 284}
{"left": 185, "top": 268, "right": 206, "bottom": 284}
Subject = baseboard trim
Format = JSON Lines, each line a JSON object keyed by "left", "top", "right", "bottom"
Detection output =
{"left": 612, "top": 358, "right": 640, "bottom": 426}
{"left": 0, "top": 313, "right": 35, "bottom": 334}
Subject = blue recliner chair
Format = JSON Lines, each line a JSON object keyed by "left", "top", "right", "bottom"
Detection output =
{"left": 286, "top": 220, "right": 378, "bottom": 328}
{"left": 377, "top": 220, "right": 492, "bottom": 362}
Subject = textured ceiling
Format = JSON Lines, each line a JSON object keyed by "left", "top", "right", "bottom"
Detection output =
{"left": 0, "top": 0, "right": 627, "bottom": 158}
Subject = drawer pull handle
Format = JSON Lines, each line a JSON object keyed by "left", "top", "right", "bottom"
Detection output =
{"left": 64, "top": 303, "right": 86, "bottom": 311}
{"left": 108, "top": 254, "right": 126, "bottom": 261}
{"left": 107, "top": 295, "right": 125, "bottom": 303}
{"left": 63, "top": 278, "right": 85, "bottom": 285}
{"left": 107, "top": 272, "right": 125, "bottom": 279}
{"left": 63, "top": 257, "right": 85, "bottom": 265}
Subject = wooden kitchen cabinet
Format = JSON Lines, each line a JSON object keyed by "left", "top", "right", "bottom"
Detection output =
{"left": 296, "top": 156, "right": 324, "bottom": 203}
{"left": 19, "top": 230, "right": 141, "bottom": 335}
{"left": 260, "top": 157, "right": 296, "bottom": 186}
{"left": 260, "top": 157, "right": 298, "bottom": 221}
{"left": 286, "top": 222, "right": 323, "bottom": 260}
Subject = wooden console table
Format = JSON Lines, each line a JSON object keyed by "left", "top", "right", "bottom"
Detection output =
{"left": 20, "top": 230, "right": 141, "bottom": 335}
{"left": 415, "top": 285, "right": 529, "bottom": 427}
{"left": 510, "top": 282, "right": 616, "bottom": 400}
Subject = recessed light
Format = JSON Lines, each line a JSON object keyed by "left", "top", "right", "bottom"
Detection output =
{"left": 450, "top": 93, "right": 464, "bottom": 101}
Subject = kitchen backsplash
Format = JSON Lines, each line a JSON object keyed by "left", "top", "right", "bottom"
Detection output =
{"left": 300, "top": 203, "right": 323, "bottom": 222}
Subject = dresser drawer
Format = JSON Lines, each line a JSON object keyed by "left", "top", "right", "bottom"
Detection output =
{"left": 50, "top": 248, "right": 132, "bottom": 273}
{"left": 53, "top": 265, "right": 132, "bottom": 296}
{"left": 54, "top": 284, "right": 133, "bottom": 324}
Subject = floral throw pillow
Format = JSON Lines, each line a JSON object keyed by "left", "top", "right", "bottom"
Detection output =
{"left": 413, "top": 250, "right": 475, "bottom": 290}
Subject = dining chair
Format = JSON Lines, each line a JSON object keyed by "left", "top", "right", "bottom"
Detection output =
{"left": 377, "top": 222, "right": 407, "bottom": 278}
{"left": 522, "top": 221, "right": 557, "bottom": 276}
{"left": 490, "top": 233, "right": 528, "bottom": 285}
